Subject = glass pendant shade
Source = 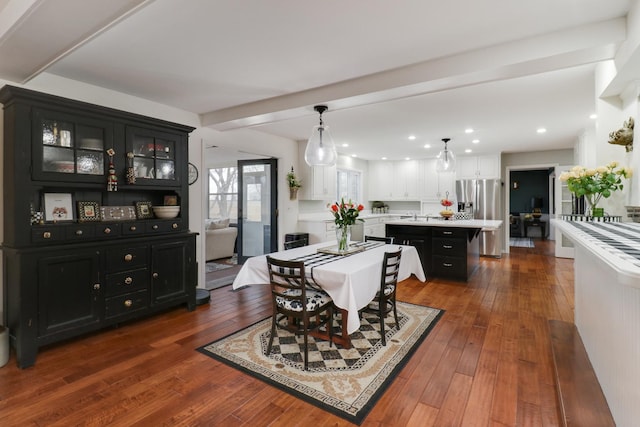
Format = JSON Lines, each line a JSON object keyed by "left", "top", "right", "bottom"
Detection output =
{"left": 436, "top": 138, "right": 456, "bottom": 173}
{"left": 304, "top": 105, "right": 337, "bottom": 167}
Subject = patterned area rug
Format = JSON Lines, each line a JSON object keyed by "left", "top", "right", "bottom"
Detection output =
{"left": 510, "top": 237, "right": 535, "bottom": 248}
{"left": 197, "top": 301, "right": 444, "bottom": 424}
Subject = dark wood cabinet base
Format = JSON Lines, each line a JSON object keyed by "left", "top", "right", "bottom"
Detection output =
{"left": 387, "top": 224, "right": 480, "bottom": 281}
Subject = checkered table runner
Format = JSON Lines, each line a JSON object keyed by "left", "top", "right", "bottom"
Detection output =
{"left": 569, "top": 222, "right": 640, "bottom": 268}
{"left": 287, "top": 240, "right": 384, "bottom": 289}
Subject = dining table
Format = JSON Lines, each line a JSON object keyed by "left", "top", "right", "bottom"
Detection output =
{"left": 231, "top": 240, "right": 427, "bottom": 348}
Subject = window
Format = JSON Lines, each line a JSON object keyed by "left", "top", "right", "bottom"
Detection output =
{"left": 337, "top": 168, "right": 361, "bottom": 202}
{"left": 208, "top": 167, "right": 238, "bottom": 221}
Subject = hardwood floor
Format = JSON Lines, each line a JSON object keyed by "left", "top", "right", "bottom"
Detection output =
{"left": 0, "top": 240, "right": 575, "bottom": 426}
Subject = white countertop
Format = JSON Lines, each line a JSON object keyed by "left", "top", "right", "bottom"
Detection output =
{"left": 386, "top": 218, "right": 503, "bottom": 230}
{"left": 297, "top": 212, "right": 403, "bottom": 222}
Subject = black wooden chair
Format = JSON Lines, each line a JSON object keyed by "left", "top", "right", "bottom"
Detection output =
{"left": 284, "top": 238, "right": 307, "bottom": 250}
{"left": 365, "top": 235, "right": 394, "bottom": 244}
{"left": 362, "top": 248, "right": 402, "bottom": 346}
{"left": 265, "top": 256, "right": 333, "bottom": 370}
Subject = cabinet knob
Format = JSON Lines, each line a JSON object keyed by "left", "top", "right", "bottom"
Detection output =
{"left": 124, "top": 254, "right": 133, "bottom": 262}
{"left": 443, "top": 263, "right": 453, "bottom": 268}
{"left": 124, "top": 299, "right": 133, "bottom": 308}
{"left": 75, "top": 230, "right": 83, "bottom": 236}
{"left": 153, "top": 272, "right": 159, "bottom": 279}
{"left": 172, "top": 223, "right": 178, "bottom": 229}
{"left": 104, "top": 227, "right": 111, "bottom": 234}
{"left": 130, "top": 226, "right": 137, "bottom": 231}
{"left": 43, "top": 231, "right": 51, "bottom": 239}
{"left": 93, "top": 283, "right": 100, "bottom": 290}
{"left": 124, "top": 277, "right": 133, "bottom": 285}
{"left": 152, "top": 225, "right": 159, "bottom": 230}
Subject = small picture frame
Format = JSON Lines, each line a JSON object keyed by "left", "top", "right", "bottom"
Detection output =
{"left": 101, "top": 206, "right": 137, "bottom": 222}
{"left": 77, "top": 201, "right": 101, "bottom": 222}
{"left": 44, "top": 193, "right": 74, "bottom": 222}
{"left": 135, "top": 201, "right": 154, "bottom": 219}
{"left": 163, "top": 195, "right": 178, "bottom": 206}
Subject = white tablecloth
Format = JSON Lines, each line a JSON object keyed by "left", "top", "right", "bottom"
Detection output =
{"left": 232, "top": 242, "right": 426, "bottom": 334}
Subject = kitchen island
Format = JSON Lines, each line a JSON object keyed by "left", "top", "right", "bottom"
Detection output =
{"left": 552, "top": 220, "right": 640, "bottom": 426}
{"left": 385, "top": 219, "right": 502, "bottom": 281}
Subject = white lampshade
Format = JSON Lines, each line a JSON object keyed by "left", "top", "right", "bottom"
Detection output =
{"left": 435, "top": 138, "right": 456, "bottom": 173}
{"left": 304, "top": 105, "right": 337, "bottom": 167}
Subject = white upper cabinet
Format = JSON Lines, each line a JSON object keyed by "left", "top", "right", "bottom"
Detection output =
{"left": 368, "top": 161, "right": 394, "bottom": 200}
{"left": 456, "top": 154, "right": 500, "bottom": 179}
{"left": 421, "top": 159, "right": 455, "bottom": 201}
{"left": 368, "top": 160, "right": 419, "bottom": 200}
{"left": 393, "top": 159, "right": 419, "bottom": 200}
{"left": 297, "top": 141, "right": 337, "bottom": 201}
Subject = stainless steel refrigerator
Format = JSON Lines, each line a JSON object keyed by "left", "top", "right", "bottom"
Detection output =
{"left": 456, "top": 179, "right": 502, "bottom": 257}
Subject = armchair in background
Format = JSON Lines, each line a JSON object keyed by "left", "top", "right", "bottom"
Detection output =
{"left": 205, "top": 218, "right": 237, "bottom": 261}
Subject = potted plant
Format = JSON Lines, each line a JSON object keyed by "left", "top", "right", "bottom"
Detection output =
{"left": 559, "top": 162, "right": 632, "bottom": 217}
{"left": 287, "top": 167, "right": 302, "bottom": 200}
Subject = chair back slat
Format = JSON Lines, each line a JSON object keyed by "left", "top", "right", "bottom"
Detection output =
{"left": 381, "top": 248, "right": 402, "bottom": 291}
{"left": 365, "top": 235, "right": 394, "bottom": 244}
{"left": 266, "top": 256, "right": 307, "bottom": 307}
{"left": 284, "top": 239, "right": 307, "bottom": 250}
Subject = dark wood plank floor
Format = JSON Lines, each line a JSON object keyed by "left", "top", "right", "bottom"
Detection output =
{"left": 0, "top": 240, "right": 575, "bottom": 426}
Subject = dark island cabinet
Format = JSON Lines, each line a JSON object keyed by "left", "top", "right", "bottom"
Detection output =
{"left": 0, "top": 85, "right": 197, "bottom": 368}
{"left": 386, "top": 224, "right": 480, "bottom": 281}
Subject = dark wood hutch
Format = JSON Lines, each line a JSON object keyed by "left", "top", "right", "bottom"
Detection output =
{"left": 0, "top": 86, "right": 197, "bottom": 368}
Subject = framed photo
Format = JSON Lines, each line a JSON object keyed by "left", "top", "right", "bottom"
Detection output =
{"left": 77, "top": 201, "right": 101, "bottom": 222}
{"left": 163, "top": 195, "right": 178, "bottom": 206}
{"left": 44, "top": 193, "right": 74, "bottom": 222}
{"left": 101, "top": 206, "right": 137, "bottom": 222}
{"left": 135, "top": 201, "right": 154, "bottom": 219}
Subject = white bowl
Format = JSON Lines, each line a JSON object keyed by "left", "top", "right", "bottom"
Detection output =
{"left": 153, "top": 206, "right": 180, "bottom": 219}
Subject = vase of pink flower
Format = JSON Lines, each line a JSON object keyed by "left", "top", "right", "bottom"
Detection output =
{"left": 329, "top": 198, "right": 364, "bottom": 252}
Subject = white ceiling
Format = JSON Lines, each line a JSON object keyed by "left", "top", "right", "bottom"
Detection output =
{"left": 0, "top": 0, "right": 634, "bottom": 161}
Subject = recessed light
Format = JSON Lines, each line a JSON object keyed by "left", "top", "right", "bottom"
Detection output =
{"left": 472, "top": 139, "right": 479, "bottom": 144}
{"left": 465, "top": 149, "right": 472, "bottom": 153}
{"left": 405, "top": 157, "right": 411, "bottom": 161}
{"left": 351, "top": 154, "right": 357, "bottom": 157}
{"left": 423, "top": 144, "right": 431, "bottom": 149}
{"left": 408, "top": 135, "right": 416, "bottom": 140}
{"left": 589, "top": 114, "right": 597, "bottom": 120}
{"left": 537, "top": 128, "right": 547, "bottom": 134}
{"left": 381, "top": 157, "right": 387, "bottom": 160}
{"left": 342, "top": 143, "right": 349, "bottom": 147}
{"left": 465, "top": 128, "right": 474, "bottom": 134}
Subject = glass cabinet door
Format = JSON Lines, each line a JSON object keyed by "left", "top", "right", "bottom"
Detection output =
{"left": 34, "top": 109, "right": 111, "bottom": 182}
{"left": 126, "top": 126, "right": 180, "bottom": 186}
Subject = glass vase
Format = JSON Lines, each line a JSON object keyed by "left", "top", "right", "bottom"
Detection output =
{"left": 336, "top": 225, "right": 351, "bottom": 252}
{"left": 585, "top": 196, "right": 604, "bottom": 217}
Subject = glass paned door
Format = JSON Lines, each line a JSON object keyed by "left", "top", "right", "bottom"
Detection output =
{"left": 555, "top": 165, "right": 574, "bottom": 258}
{"left": 237, "top": 159, "right": 277, "bottom": 264}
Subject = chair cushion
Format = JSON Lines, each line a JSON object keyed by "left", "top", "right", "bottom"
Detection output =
{"left": 275, "top": 289, "right": 332, "bottom": 312}
{"left": 382, "top": 284, "right": 395, "bottom": 296}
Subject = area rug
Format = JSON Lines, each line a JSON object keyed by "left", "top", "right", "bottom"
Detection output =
{"left": 205, "top": 257, "right": 242, "bottom": 290}
{"left": 197, "top": 301, "right": 444, "bottom": 424}
{"left": 510, "top": 237, "right": 535, "bottom": 248}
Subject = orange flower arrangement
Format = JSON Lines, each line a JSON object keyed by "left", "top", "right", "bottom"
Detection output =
{"left": 329, "top": 198, "right": 364, "bottom": 227}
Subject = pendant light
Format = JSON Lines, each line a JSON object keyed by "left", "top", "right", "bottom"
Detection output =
{"left": 304, "top": 105, "right": 337, "bottom": 167}
{"left": 436, "top": 138, "right": 456, "bottom": 173}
